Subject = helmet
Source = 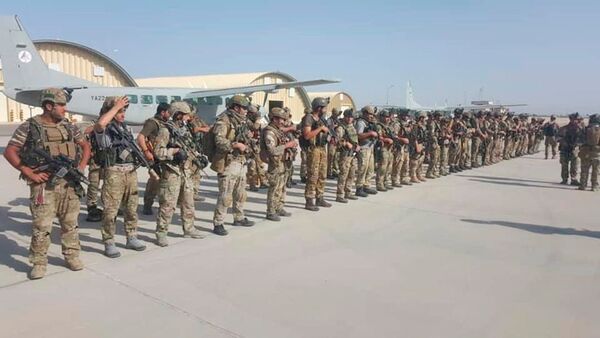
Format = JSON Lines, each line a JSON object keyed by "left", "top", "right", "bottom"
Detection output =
{"left": 304, "top": 107, "right": 311, "bottom": 114}
{"left": 361, "top": 105, "right": 376, "bottom": 115}
{"left": 311, "top": 97, "right": 329, "bottom": 110}
{"left": 248, "top": 104, "right": 260, "bottom": 114}
{"left": 169, "top": 101, "right": 192, "bottom": 115}
{"left": 343, "top": 108, "right": 355, "bottom": 118}
{"left": 417, "top": 111, "right": 427, "bottom": 118}
{"left": 379, "top": 109, "right": 391, "bottom": 118}
{"left": 269, "top": 107, "right": 287, "bottom": 120}
{"left": 453, "top": 108, "right": 464, "bottom": 115}
{"left": 331, "top": 107, "right": 340, "bottom": 116}
{"left": 228, "top": 95, "right": 250, "bottom": 109}
{"left": 40, "top": 88, "right": 69, "bottom": 105}
{"left": 589, "top": 114, "right": 599, "bottom": 124}
{"left": 432, "top": 111, "right": 442, "bottom": 117}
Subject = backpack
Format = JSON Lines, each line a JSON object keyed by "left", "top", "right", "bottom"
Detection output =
{"left": 544, "top": 123, "right": 556, "bottom": 137}
{"left": 202, "top": 124, "right": 217, "bottom": 162}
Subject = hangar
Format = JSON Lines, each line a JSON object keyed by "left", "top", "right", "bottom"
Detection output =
{"left": 308, "top": 91, "right": 356, "bottom": 114}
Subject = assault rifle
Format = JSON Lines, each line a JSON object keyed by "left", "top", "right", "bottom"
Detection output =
{"left": 166, "top": 121, "right": 209, "bottom": 170}
{"left": 33, "top": 148, "right": 89, "bottom": 195}
{"left": 106, "top": 123, "right": 160, "bottom": 180}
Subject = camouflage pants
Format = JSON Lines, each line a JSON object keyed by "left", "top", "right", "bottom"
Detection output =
{"left": 86, "top": 165, "right": 103, "bottom": 208}
{"left": 101, "top": 167, "right": 138, "bottom": 243}
{"left": 449, "top": 142, "right": 462, "bottom": 167}
{"left": 376, "top": 147, "right": 393, "bottom": 189}
{"left": 391, "top": 148, "right": 409, "bottom": 184}
{"left": 191, "top": 169, "right": 202, "bottom": 198}
{"left": 214, "top": 159, "right": 247, "bottom": 225}
{"left": 484, "top": 140, "right": 494, "bottom": 165}
{"left": 247, "top": 157, "right": 267, "bottom": 188}
{"left": 471, "top": 138, "right": 482, "bottom": 167}
{"left": 29, "top": 181, "right": 81, "bottom": 265}
{"left": 337, "top": 153, "right": 357, "bottom": 198}
{"left": 545, "top": 136, "right": 558, "bottom": 158}
{"left": 300, "top": 149, "right": 308, "bottom": 180}
{"left": 505, "top": 138, "right": 515, "bottom": 159}
{"left": 327, "top": 143, "right": 339, "bottom": 177}
{"left": 579, "top": 149, "right": 599, "bottom": 188}
{"left": 440, "top": 145, "right": 449, "bottom": 174}
{"left": 461, "top": 138, "right": 471, "bottom": 168}
{"left": 144, "top": 175, "right": 160, "bottom": 208}
{"left": 267, "top": 163, "right": 287, "bottom": 215}
{"left": 410, "top": 153, "right": 425, "bottom": 179}
{"left": 426, "top": 146, "right": 440, "bottom": 177}
{"left": 305, "top": 146, "right": 327, "bottom": 199}
{"left": 356, "top": 146, "right": 375, "bottom": 188}
{"left": 285, "top": 159, "right": 294, "bottom": 186}
{"left": 493, "top": 137, "right": 504, "bottom": 162}
{"left": 157, "top": 169, "right": 195, "bottom": 235}
{"left": 560, "top": 150, "right": 580, "bottom": 182}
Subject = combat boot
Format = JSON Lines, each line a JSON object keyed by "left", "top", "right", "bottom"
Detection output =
{"left": 578, "top": 185, "right": 586, "bottom": 191}
{"left": 277, "top": 209, "right": 292, "bottom": 217}
{"left": 392, "top": 182, "right": 403, "bottom": 188}
{"left": 345, "top": 194, "right": 358, "bottom": 200}
{"left": 142, "top": 204, "right": 153, "bottom": 215}
{"left": 213, "top": 225, "right": 228, "bottom": 236}
{"left": 363, "top": 186, "right": 378, "bottom": 194}
{"left": 305, "top": 198, "right": 319, "bottom": 211}
{"left": 570, "top": 179, "right": 580, "bottom": 186}
{"left": 402, "top": 180, "right": 413, "bottom": 186}
{"left": 29, "top": 264, "right": 46, "bottom": 280}
{"left": 385, "top": 184, "right": 394, "bottom": 190}
{"left": 425, "top": 174, "right": 435, "bottom": 179}
{"left": 376, "top": 186, "right": 387, "bottom": 192}
{"left": 591, "top": 186, "right": 598, "bottom": 192}
{"left": 410, "top": 176, "right": 421, "bottom": 183}
{"left": 156, "top": 233, "right": 169, "bottom": 247}
{"left": 193, "top": 194, "right": 206, "bottom": 202}
{"left": 449, "top": 166, "right": 456, "bottom": 173}
{"left": 316, "top": 197, "right": 332, "bottom": 208}
{"left": 560, "top": 179, "right": 568, "bottom": 185}
{"left": 126, "top": 236, "right": 147, "bottom": 251}
{"left": 355, "top": 187, "right": 368, "bottom": 198}
{"left": 184, "top": 228, "right": 205, "bottom": 239}
{"left": 336, "top": 196, "right": 348, "bottom": 203}
{"left": 266, "top": 213, "right": 281, "bottom": 222}
{"left": 104, "top": 242, "right": 121, "bottom": 258}
{"left": 86, "top": 205, "right": 103, "bottom": 222}
{"left": 233, "top": 218, "right": 255, "bottom": 227}
{"left": 418, "top": 176, "right": 427, "bottom": 182}
{"left": 65, "top": 257, "right": 84, "bottom": 271}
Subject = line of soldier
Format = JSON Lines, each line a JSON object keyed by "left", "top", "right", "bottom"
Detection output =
{"left": 6, "top": 88, "right": 598, "bottom": 281}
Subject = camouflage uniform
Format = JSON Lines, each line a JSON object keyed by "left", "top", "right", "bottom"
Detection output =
{"left": 246, "top": 119, "right": 268, "bottom": 190}
{"left": 425, "top": 115, "right": 441, "bottom": 178}
{"left": 579, "top": 116, "right": 600, "bottom": 191}
{"left": 410, "top": 115, "right": 428, "bottom": 182}
{"left": 375, "top": 114, "right": 394, "bottom": 190}
{"left": 8, "top": 106, "right": 84, "bottom": 270}
{"left": 188, "top": 115, "right": 209, "bottom": 200}
{"left": 336, "top": 115, "right": 359, "bottom": 200}
{"left": 558, "top": 118, "right": 582, "bottom": 184}
{"left": 211, "top": 102, "right": 253, "bottom": 234}
{"left": 262, "top": 113, "right": 290, "bottom": 217}
{"left": 139, "top": 116, "right": 167, "bottom": 211}
{"left": 327, "top": 109, "right": 340, "bottom": 178}
{"left": 302, "top": 113, "right": 328, "bottom": 201}
{"left": 390, "top": 117, "right": 408, "bottom": 185}
{"left": 543, "top": 120, "right": 559, "bottom": 159}
{"left": 355, "top": 107, "right": 378, "bottom": 194}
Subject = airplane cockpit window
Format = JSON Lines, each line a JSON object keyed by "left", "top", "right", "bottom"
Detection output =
{"left": 141, "top": 95, "right": 153, "bottom": 104}
{"left": 156, "top": 95, "right": 168, "bottom": 103}
{"left": 126, "top": 95, "right": 138, "bottom": 104}
{"left": 171, "top": 96, "right": 182, "bottom": 102}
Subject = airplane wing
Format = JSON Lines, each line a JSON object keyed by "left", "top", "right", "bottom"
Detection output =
{"left": 185, "top": 79, "right": 339, "bottom": 99}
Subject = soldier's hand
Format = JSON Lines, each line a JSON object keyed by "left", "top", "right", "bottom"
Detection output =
{"left": 115, "top": 96, "right": 130, "bottom": 110}
{"left": 321, "top": 126, "right": 329, "bottom": 133}
{"left": 285, "top": 140, "right": 298, "bottom": 149}
{"left": 345, "top": 142, "right": 354, "bottom": 149}
{"left": 233, "top": 142, "right": 247, "bottom": 152}
{"left": 21, "top": 167, "right": 49, "bottom": 183}
{"left": 369, "top": 131, "right": 378, "bottom": 138}
{"left": 144, "top": 149, "right": 154, "bottom": 162}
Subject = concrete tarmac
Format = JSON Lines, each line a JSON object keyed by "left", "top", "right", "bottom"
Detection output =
{"left": 0, "top": 149, "right": 598, "bottom": 338}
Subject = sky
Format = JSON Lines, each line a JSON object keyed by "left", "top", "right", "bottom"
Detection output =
{"left": 3, "top": 0, "right": 600, "bottom": 114}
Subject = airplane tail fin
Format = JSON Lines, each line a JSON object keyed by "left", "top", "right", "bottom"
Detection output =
{"left": 406, "top": 81, "right": 423, "bottom": 110}
{"left": 0, "top": 15, "right": 89, "bottom": 104}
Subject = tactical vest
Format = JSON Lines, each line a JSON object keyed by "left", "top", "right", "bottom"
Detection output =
{"left": 301, "top": 114, "right": 328, "bottom": 147}
{"left": 209, "top": 111, "right": 247, "bottom": 173}
{"left": 96, "top": 122, "right": 136, "bottom": 168}
{"left": 544, "top": 123, "right": 557, "bottom": 137}
{"left": 259, "top": 124, "right": 285, "bottom": 163}
{"left": 20, "top": 116, "right": 77, "bottom": 167}
{"left": 585, "top": 125, "right": 600, "bottom": 147}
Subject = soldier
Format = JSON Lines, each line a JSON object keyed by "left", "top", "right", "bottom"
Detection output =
{"left": 355, "top": 106, "right": 379, "bottom": 196}
{"left": 558, "top": 113, "right": 583, "bottom": 185}
{"left": 187, "top": 111, "right": 210, "bottom": 201}
{"left": 410, "top": 112, "right": 428, "bottom": 183}
{"left": 282, "top": 107, "right": 298, "bottom": 188}
{"left": 390, "top": 110, "right": 411, "bottom": 186}
{"left": 301, "top": 97, "right": 332, "bottom": 211}
{"left": 438, "top": 116, "right": 452, "bottom": 176}
{"left": 449, "top": 109, "right": 466, "bottom": 173}
{"left": 246, "top": 104, "right": 268, "bottom": 191}
{"left": 375, "top": 110, "right": 395, "bottom": 190}
{"left": 83, "top": 122, "right": 103, "bottom": 222}
{"left": 578, "top": 114, "right": 600, "bottom": 191}
{"left": 211, "top": 95, "right": 255, "bottom": 236}
{"left": 4, "top": 88, "right": 91, "bottom": 279}
{"left": 335, "top": 109, "right": 361, "bottom": 202}
{"left": 137, "top": 102, "right": 172, "bottom": 215}
{"left": 327, "top": 108, "right": 341, "bottom": 179}
{"left": 93, "top": 96, "right": 146, "bottom": 257}
{"left": 425, "top": 111, "right": 442, "bottom": 178}
{"left": 262, "top": 108, "right": 298, "bottom": 221}
{"left": 471, "top": 111, "right": 485, "bottom": 168}
{"left": 543, "top": 115, "right": 559, "bottom": 159}
{"left": 154, "top": 102, "right": 205, "bottom": 246}
{"left": 299, "top": 107, "right": 311, "bottom": 184}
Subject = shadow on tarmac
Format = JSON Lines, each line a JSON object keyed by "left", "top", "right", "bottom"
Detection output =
{"left": 462, "top": 219, "right": 600, "bottom": 239}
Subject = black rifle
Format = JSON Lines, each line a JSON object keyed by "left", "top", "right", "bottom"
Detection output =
{"left": 165, "top": 122, "right": 209, "bottom": 171}
{"left": 33, "top": 148, "right": 90, "bottom": 195}
{"left": 106, "top": 123, "right": 160, "bottom": 180}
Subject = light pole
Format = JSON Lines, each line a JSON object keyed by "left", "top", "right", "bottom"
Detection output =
{"left": 386, "top": 84, "right": 395, "bottom": 105}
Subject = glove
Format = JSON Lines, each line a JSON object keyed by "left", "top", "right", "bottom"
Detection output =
{"left": 174, "top": 150, "right": 188, "bottom": 164}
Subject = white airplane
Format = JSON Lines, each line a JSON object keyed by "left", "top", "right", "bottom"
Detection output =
{"left": 406, "top": 81, "right": 527, "bottom": 112}
{"left": 0, "top": 15, "right": 339, "bottom": 124}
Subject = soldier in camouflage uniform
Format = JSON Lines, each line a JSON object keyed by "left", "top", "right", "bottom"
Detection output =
{"left": 335, "top": 109, "right": 361, "bottom": 202}
{"left": 93, "top": 96, "right": 146, "bottom": 257}
{"left": 137, "top": 102, "right": 172, "bottom": 215}
{"left": 578, "top": 114, "right": 600, "bottom": 191}
{"left": 299, "top": 107, "right": 311, "bottom": 184}
{"left": 461, "top": 112, "right": 474, "bottom": 170}
{"left": 187, "top": 112, "right": 210, "bottom": 201}
{"left": 355, "top": 106, "right": 379, "bottom": 196}
{"left": 392, "top": 111, "right": 413, "bottom": 184}
{"left": 410, "top": 112, "right": 428, "bottom": 183}
{"left": 425, "top": 111, "right": 442, "bottom": 178}
{"left": 154, "top": 102, "right": 205, "bottom": 246}
{"left": 262, "top": 108, "right": 298, "bottom": 221}
{"left": 543, "top": 116, "right": 559, "bottom": 159}
{"left": 327, "top": 108, "right": 341, "bottom": 179}
{"left": 375, "top": 110, "right": 395, "bottom": 191}
{"left": 246, "top": 104, "right": 268, "bottom": 191}
{"left": 558, "top": 113, "right": 583, "bottom": 185}
{"left": 4, "top": 88, "right": 91, "bottom": 279}
{"left": 438, "top": 116, "right": 452, "bottom": 176}
{"left": 211, "top": 95, "right": 255, "bottom": 236}
{"left": 83, "top": 121, "right": 103, "bottom": 222}
{"left": 301, "top": 97, "right": 332, "bottom": 211}
{"left": 282, "top": 107, "right": 298, "bottom": 188}
{"left": 449, "top": 109, "right": 466, "bottom": 173}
